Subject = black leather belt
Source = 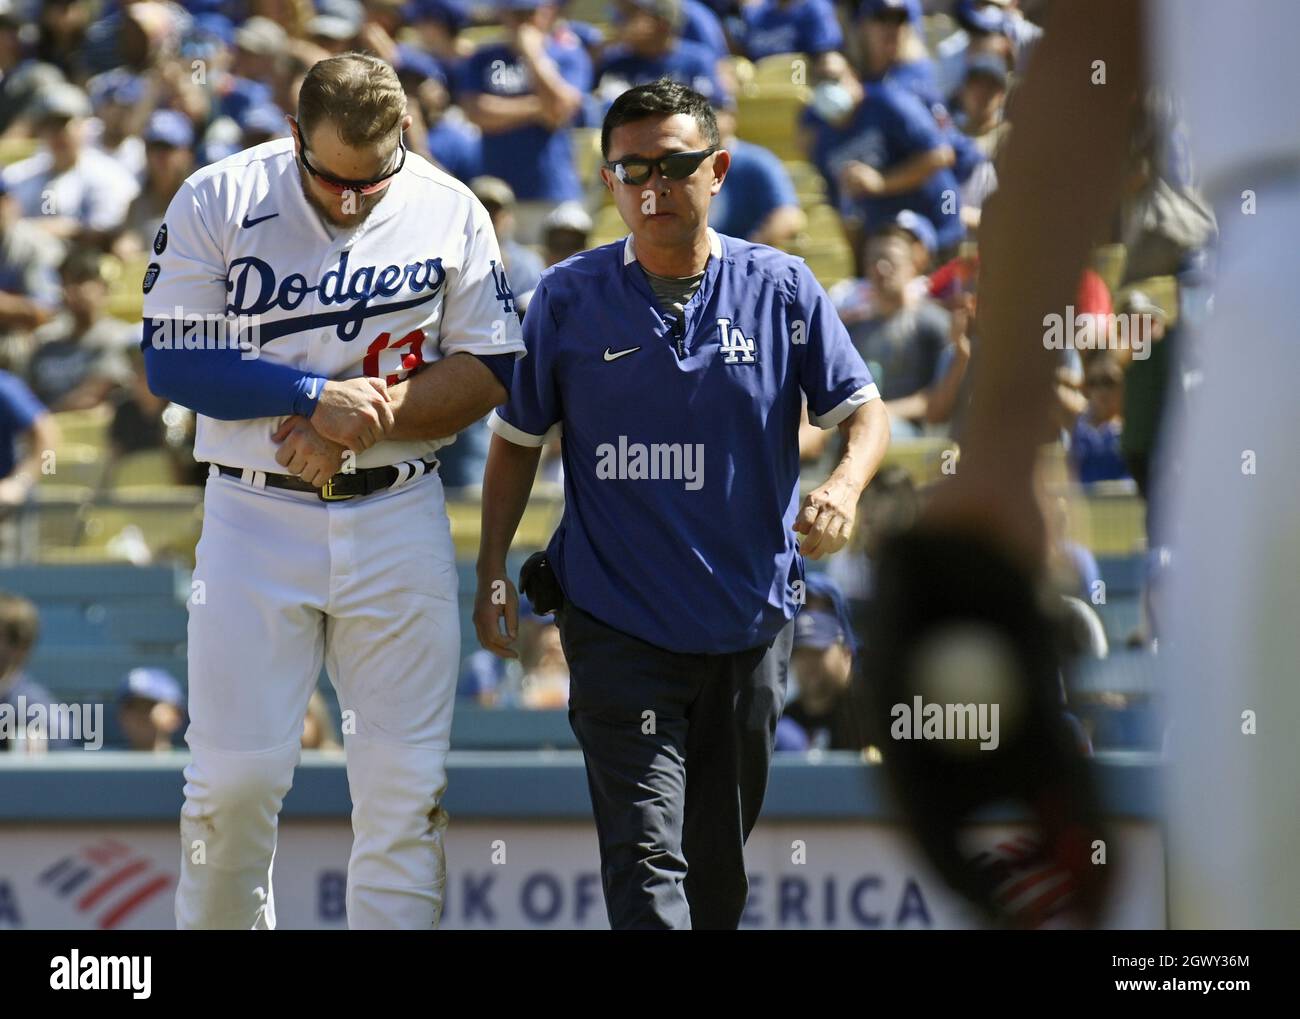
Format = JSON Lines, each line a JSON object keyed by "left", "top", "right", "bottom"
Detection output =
{"left": 210, "top": 458, "right": 437, "bottom": 502}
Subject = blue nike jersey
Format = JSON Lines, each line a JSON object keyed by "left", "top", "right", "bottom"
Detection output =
{"left": 490, "top": 230, "right": 878, "bottom": 654}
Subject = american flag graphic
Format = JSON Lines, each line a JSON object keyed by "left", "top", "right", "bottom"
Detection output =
{"left": 38, "top": 838, "right": 173, "bottom": 929}
{"left": 968, "top": 835, "right": 1078, "bottom": 928}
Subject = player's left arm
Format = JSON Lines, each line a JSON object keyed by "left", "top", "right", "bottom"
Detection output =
{"left": 384, "top": 351, "right": 509, "bottom": 441}
{"left": 793, "top": 262, "right": 891, "bottom": 559}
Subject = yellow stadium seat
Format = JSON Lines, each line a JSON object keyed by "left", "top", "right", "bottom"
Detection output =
{"left": 77, "top": 501, "right": 203, "bottom": 561}
{"left": 0, "top": 137, "right": 37, "bottom": 166}
{"left": 446, "top": 496, "right": 561, "bottom": 556}
{"left": 748, "top": 54, "right": 814, "bottom": 93}
{"left": 108, "top": 450, "right": 176, "bottom": 490}
{"left": 881, "top": 437, "right": 960, "bottom": 485}
{"left": 571, "top": 127, "right": 603, "bottom": 187}
{"left": 784, "top": 160, "right": 825, "bottom": 203}
{"left": 1116, "top": 276, "right": 1179, "bottom": 325}
{"left": 590, "top": 202, "right": 628, "bottom": 246}
{"left": 461, "top": 25, "right": 505, "bottom": 46}
{"left": 107, "top": 254, "right": 151, "bottom": 323}
{"left": 39, "top": 445, "right": 105, "bottom": 489}
{"left": 51, "top": 407, "right": 112, "bottom": 449}
{"left": 736, "top": 94, "right": 807, "bottom": 161}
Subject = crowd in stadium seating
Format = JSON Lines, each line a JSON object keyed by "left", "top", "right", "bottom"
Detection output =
{"left": 0, "top": 0, "right": 1212, "bottom": 755}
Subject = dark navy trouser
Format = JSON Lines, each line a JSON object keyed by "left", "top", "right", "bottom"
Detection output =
{"left": 556, "top": 602, "right": 793, "bottom": 930}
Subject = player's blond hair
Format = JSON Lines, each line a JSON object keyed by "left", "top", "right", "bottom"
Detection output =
{"left": 297, "top": 53, "right": 407, "bottom": 148}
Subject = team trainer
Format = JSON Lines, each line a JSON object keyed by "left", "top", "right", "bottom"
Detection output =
{"left": 475, "top": 80, "right": 890, "bottom": 929}
{"left": 144, "top": 53, "right": 524, "bottom": 929}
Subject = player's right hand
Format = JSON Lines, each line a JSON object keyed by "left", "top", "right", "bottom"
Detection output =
{"left": 310, "top": 377, "right": 394, "bottom": 452}
{"left": 473, "top": 571, "right": 520, "bottom": 660}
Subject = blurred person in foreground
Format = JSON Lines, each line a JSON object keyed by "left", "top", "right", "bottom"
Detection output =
{"left": 863, "top": 0, "right": 1162, "bottom": 928}
{"left": 116, "top": 667, "right": 185, "bottom": 752}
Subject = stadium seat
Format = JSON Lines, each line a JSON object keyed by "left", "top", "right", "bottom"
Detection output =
{"left": 37, "top": 445, "right": 105, "bottom": 489}
{"left": 51, "top": 407, "right": 111, "bottom": 449}
{"left": 76, "top": 500, "right": 203, "bottom": 562}
{"left": 571, "top": 126, "right": 602, "bottom": 188}
{"left": 108, "top": 450, "right": 176, "bottom": 490}
{"left": 0, "top": 137, "right": 37, "bottom": 166}
{"left": 106, "top": 254, "right": 150, "bottom": 323}
{"left": 0, "top": 562, "right": 183, "bottom": 600}
{"left": 1116, "top": 275, "right": 1179, "bottom": 325}
{"left": 784, "top": 159, "right": 826, "bottom": 204}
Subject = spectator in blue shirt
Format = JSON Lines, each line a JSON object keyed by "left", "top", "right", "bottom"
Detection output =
{"left": 116, "top": 667, "right": 186, "bottom": 752}
{"left": 0, "top": 592, "right": 81, "bottom": 753}
{"left": 407, "top": 0, "right": 474, "bottom": 72}
{"left": 738, "top": 0, "right": 843, "bottom": 70}
{"left": 596, "top": 0, "right": 727, "bottom": 110}
{"left": 800, "top": 68, "right": 963, "bottom": 265}
{"left": 474, "top": 81, "right": 890, "bottom": 928}
{"left": 0, "top": 178, "right": 61, "bottom": 355}
{"left": 856, "top": 0, "right": 941, "bottom": 109}
{"left": 0, "top": 369, "right": 55, "bottom": 516}
{"left": 457, "top": 0, "right": 591, "bottom": 243}
{"left": 709, "top": 107, "right": 803, "bottom": 247}
{"left": 1069, "top": 353, "right": 1132, "bottom": 486}
{"left": 394, "top": 43, "right": 484, "bottom": 184}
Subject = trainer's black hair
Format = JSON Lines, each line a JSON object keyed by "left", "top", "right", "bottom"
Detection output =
{"left": 600, "top": 78, "right": 720, "bottom": 159}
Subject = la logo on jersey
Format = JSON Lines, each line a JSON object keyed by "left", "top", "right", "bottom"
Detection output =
{"left": 489, "top": 259, "right": 515, "bottom": 314}
{"left": 717, "top": 318, "right": 757, "bottom": 365}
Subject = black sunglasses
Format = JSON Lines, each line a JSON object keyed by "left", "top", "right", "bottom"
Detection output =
{"left": 294, "top": 120, "right": 406, "bottom": 195}
{"left": 604, "top": 146, "right": 718, "bottom": 187}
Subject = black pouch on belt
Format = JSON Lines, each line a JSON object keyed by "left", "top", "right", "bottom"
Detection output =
{"left": 519, "top": 551, "right": 564, "bottom": 615}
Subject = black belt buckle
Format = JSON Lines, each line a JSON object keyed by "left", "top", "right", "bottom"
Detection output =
{"left": 318, "top": 474, "right": 358, "bottom": 502}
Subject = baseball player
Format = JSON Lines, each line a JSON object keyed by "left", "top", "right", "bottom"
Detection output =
{"left": 474, "top": 80, "right": 891, "bottom": 929}
{"left": 142, "top": 53, "right": 524, "bottom": 929}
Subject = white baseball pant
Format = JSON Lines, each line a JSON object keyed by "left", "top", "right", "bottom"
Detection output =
{"left": 175, "top": 467, "right": 459, "bottom": 929}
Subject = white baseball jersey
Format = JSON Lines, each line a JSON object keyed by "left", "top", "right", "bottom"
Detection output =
{"left": 142, "top": 137, "right": 525, "bottom": 472}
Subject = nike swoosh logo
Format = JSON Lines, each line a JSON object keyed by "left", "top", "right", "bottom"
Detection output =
{"left": 307, "top": 379, "right": 320, "bottom": 399}
{"left": 604, "top": 346, "right": 641, "bottom": 362}
{"left": 241, "top": 211, "right": 280, "bottom": 228}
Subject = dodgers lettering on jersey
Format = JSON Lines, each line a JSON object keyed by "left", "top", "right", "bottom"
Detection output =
{"left": 490, "top": 229, "right": 878, "bottom": 655}
{"left": 142, "top": 137, "right": 525, "bottom": 473}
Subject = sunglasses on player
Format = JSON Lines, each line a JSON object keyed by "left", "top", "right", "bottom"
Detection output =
{"left": 295, "top": 124, "right": 406, "bottom": 196}
{"left": 604, "top": 146, "right": 718, "bottom": 186}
